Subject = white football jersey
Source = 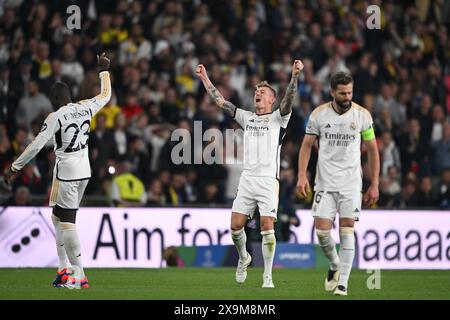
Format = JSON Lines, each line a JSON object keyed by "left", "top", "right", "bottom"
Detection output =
{"left": 233, "top": 108, "right": 291, "bottom": 179}
{"left": 306, "top": 102, "right": 374, "bottom": 192}
{"left": 12, "top": 71, "right": 111, "bottom": 181}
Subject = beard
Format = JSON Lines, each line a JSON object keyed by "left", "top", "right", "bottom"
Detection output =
{"left": 335, "top": 99, "right": 352, "bottom": 111}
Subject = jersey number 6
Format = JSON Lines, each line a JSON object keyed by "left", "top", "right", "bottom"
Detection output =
{"left": 314, "top": 191, "right": 324, "bottom": 204}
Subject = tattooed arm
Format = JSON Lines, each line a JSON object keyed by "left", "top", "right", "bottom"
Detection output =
{"left": 195, "top": 64, "right": 238, "bottom": 117}
{"left": 280, "top": 60, "right": 304, "bottom": 116}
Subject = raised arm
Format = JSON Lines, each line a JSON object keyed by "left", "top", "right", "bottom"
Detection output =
{"left": 88, "top": 53, "right": 112, "bottom": 115}
{"left": 280, "top": 60, "right": 304, "bottom": 116}
{"left": 195, "top": 64, "right": 237, "bottom": 117}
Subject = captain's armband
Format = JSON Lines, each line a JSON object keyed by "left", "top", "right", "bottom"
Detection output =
{"left": 361, "top": 127, "right": 375, "bottom": 141}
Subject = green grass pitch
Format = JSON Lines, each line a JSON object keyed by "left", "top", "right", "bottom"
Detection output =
{"left": 0, "top": 268, "right": 449, "bottom": 300}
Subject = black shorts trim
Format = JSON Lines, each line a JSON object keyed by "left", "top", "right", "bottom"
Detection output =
{"left": 56, "top": 176, "right": 90, "bottom": 182}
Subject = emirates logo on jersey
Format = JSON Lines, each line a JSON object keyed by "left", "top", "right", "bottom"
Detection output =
{"left": 350, "top": 122, "right": 357, "bottom": 130}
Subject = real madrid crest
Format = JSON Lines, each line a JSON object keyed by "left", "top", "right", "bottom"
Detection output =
{"left": 349, "top": 122, "right": 356, "bottom": 130}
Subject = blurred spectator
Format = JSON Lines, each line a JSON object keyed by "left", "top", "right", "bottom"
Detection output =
{"left": 0, "top": 62, "right": 19, "bottom": 134}
{"left": 145, "top": 124, "right": 172, "bottom": 173}
{"left": 11, "top": 127, "right": 29, "bottom": 158}
{"left": 184, "top": 169, "right": 198, "bottom": 203}
{"left": 374, "top": 83, "right": 403, "bottom": 126}
{"left": 416, "top": 176, "right": 438, "bottom": 208}
{"left": 159, "top": 119, "right": 193, "bottom": 172}
{"left": 432, "top": 121, "right": 450, "bottom": 175}
{"left": 37, "top": 147, "right": 55, "bottom": 194}
{"left": 164, "top": 172, "right": 187, "bottom": 206}
{"left": 151, "top": 40, "right": 175, "bottom": 74}
{"left": 98, "top": 13, "right": 128, "bottom": 50}
{"left": 35, "top": 41, "right": 51, "bottom": 80}
{"left": 197, "top": 181, "right": 223, "bottom": 205}
{"left": 422, "top": 61, "right": 446, "bottom": 108}
{"left": 0, "top": 121, "right": 12, "bottom": 170}
{"left": 146, "top": 178, "right": 166, "bottom": 206}
{"left": 415, "top": 94, "right": 433, "bottom": 143}
{"left": 3, "top": 186, "right": 31, "bottom": 206}
{"left": 125, "top": 135, "right": 151, "bottom": 185}
{"left": 60, "top": 42, "right": 84, "bottom": 94}
{"left": 379, "top": 131, "right": 401, "bottom": 176}
{"left": 111, "top": 161, "right": 147, "bottom": 207}
{"left": 315, "top": 56, "right": 349, "bottom": 89}
{"left": 430, "top": 104, "right": 447, "bottom": 143}
{"left": 39, "top": 58, "right": 64, "bottom": 96}
{"left": 111, "top": 112, "right": 128, "bottom": 160}
{"left": 12, "top": 164, "right": 43, "bottom": 194}
{"left": 15, "top": 79, "right": 52, "bottom": 130}
{"left": 122, "top": 93, "right": 143, "bottom": 121}
{"left": 91, "top": 98, "right": 122, "bottom": 129}
{"left": 277, "top": 167, "right": 300, "bottom": 242}
{"left": 374, "top": 108, "right": 395, "bottom": 135}
{"left": 10, "top": 57, "right": 34, "bottom": 99}
{"left": 277, "top": 200, "right": 300, "bottom": 243}
{"left": 179, "top": 93, "right": 197, "bottom": 121}
{"left": 397, "top": 118, "right": 431, "bottom": 177}
{"left": 119, "top": 23, "right": 152, "bottom": 65}
{"left": 438, "top": 169, "right": 450, "bottom": 209}
{"left": 378, "top": 171, "right": 402, "bottom": 209}
{"left": 0, "top": 32, "right": 8, "bottom": 64}
{"left": 175, "top": 61, "right": 197, "bottom": 96}
{"left": 353, "top": 53, "right": 380, "bottom": 101}
{"left": 89, "top": 113, "right": 114, "bottom": 190}
{"left": 160, "top": 87, "right": 180, "bottom": 125}
{"left": 399, "top": 180, "right": 418, "bottom": 208}
{"left": 128, "top": 112, "right": 149, "bottom": 138}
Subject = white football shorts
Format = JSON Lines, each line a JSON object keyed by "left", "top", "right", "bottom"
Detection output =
{"left": 49, "top": 177, "right": 89, "bottom": 210}
{"left": 311, "top": 190, "right": 362, "bottom": 221}
{"left": 231, "top": 175, "right": 279, "bottom": 220}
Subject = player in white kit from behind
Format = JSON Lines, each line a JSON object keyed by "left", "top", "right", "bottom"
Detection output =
{"left": 4, "top": 53, "right": 112, "bottom": 289}
{"left": 196, "top": 60, "right": 304, "bottom": 288}
{"left": 296, "top": 72, "right": 380, "bottom": 296}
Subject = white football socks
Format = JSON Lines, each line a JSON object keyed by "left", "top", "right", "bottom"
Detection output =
{"left": 261, "top": 230, "right": 276, "bottom": 277}
{"left": 51, "top": 214, "right": 69, "bottom": 272}
{"left": 60, "top": 222, "right": 85, "bottom": 279}
{"left": 231, "top": 228, "right": 248, "bottom": 261}
{"left": 316, "top": 229, "right": 340, "bottom": 271}
{"left": 338, "top": 227, "right": 355, "bottom": 288}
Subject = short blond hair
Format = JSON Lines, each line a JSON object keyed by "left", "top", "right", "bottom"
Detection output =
{"left": 255, "top": 81, "right": 277, "bottom": 98}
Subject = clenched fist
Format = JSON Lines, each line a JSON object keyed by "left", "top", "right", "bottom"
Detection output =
{"left": 195, "top": 64, "right": 208, "bottom": 80}
{"left": 292, "top": 59, "right": 304, "bottom": 77}
{"left": 97, "top": 52, "right": 110, "bottom": 71}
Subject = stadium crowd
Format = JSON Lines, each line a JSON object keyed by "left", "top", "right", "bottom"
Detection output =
{"left": 1, "top": 0, "right": 449, "bottom": 214}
